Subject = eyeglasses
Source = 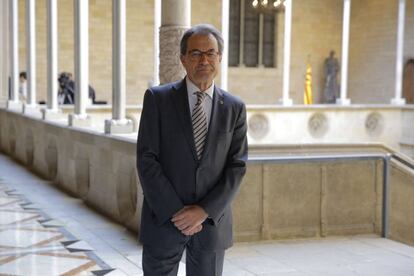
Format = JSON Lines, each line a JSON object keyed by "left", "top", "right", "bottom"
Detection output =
{"left": 187, "top": 50, "right": 220, "bottom": 62}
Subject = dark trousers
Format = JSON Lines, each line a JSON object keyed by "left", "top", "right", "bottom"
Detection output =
{"left": 142, "top": 238, "right": 225, "bottom": 276}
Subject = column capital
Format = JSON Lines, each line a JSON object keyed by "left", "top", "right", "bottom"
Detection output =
{"left": 161, "top": 0, "right": 190, "bottom": 26}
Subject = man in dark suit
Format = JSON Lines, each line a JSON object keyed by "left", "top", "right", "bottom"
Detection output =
{"left": 137, "top": 24, "right": 248, "bottom": 276}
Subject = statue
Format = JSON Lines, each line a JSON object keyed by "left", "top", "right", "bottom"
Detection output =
{"left": 323, "top": 50, "right": 340, "bottom": 103}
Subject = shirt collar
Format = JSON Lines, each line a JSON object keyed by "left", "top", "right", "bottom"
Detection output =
{"left": 186, "top": 77, "right": 214, "bottom": 99}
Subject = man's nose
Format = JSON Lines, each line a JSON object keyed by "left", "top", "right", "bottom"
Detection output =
{"left": 199, "top": 53, "right": 209, "bottom": 64}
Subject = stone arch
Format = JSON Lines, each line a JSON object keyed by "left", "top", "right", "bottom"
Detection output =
{"left": 403, "top": 59, "right": 414, "bottom": 104}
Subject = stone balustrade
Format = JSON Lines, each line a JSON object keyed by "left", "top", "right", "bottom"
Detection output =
{"left": 0, "top": 107, "right": 413, "bottom": 246}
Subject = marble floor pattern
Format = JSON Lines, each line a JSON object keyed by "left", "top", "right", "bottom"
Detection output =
{"left": 0, "top": 183, "right": 115, "bottom": 275}
{"left": 1, "top": 153, "right": 414, "bottom": 276}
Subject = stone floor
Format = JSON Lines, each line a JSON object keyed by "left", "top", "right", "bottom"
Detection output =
{"left": 1, "top": 153, "right": 414, "bottom": 276}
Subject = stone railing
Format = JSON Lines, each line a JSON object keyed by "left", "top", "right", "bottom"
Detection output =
{"left": 0, "top": 107, "right": 413, "bottom": 246}
{"left": 53, "top": 104, "right": 414, "bottom": 159}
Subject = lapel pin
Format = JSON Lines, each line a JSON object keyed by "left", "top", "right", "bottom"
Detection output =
{"left": 220, "top": 100, "right": 224, "bottom": 105}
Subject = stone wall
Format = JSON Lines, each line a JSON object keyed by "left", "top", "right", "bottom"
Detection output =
{"left": 2, "top": 109, "right": 414, "bottom": 245}
{"left": 289, "top": 0, "right": 343, "bottom": 104}
{"left": 12, "top": 0, "right": 414, "bottom": 105}
{"left": 389, "top": 162, "right": 414, "bottom": 246}
{"left": 51, "top": 105, "right": 411, "bottom": 154}
{"left": 0, "top": 109, "right": 387, "bottom": 241}
{"left": 0, "top": 0, "right": 9, "bottom": 104}
{"left": 234, "top": 159, "right": 384, "bottom": 241}
{"left": 349, "top": 0, "right": 414, "bottom": 104}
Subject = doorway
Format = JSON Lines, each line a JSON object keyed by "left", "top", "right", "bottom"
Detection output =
{"left": 403, "top": 59, "right": 414, "bottom": 104}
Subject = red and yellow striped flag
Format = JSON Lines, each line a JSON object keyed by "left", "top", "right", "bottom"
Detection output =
{"left": 304, "top": 63, "right": 313, "bottom": 105}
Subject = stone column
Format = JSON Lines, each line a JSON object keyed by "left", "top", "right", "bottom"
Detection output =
{"left": 336, "top": 0, "right": 351, "bottom": 105}
{"left": 279, "top": 0, "right": 293, "bottom": 106}
{"left": 220, "top": 0, "right": 229, "bottom": 90}
{"left": 23, "top": 0, "right": 40, "bottom": 115}
{"left": 0, "top": 0, "right": 9, "bottom": 107}
{"left": 7, "top": 0, "right": 21, "bottom": 110}
{"left": 153, "top": 0, "right": 161, "bottom": 86}
{"left": 69, "top": 0, "right": 91, "bottom": 127}
{"left": 258, "top": 13, "right": 264, "bottom": 67}
{"left": 159, "top": 0, "right": 190, "bottom": 84}
{"left": 104, "top": 0, "right": 133, "bottom": 134}
{"left": 238, "top": 0, "right": 245, "bottom": 66}
{"left": 42, "top": 0, "right": 62, "bottom": 120}
{"left": 391, "top": 0, "right": 406, "bottom": 105}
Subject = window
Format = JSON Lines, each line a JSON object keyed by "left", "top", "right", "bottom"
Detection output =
{"left": 229, "top": 0, "right": 277, "bottom": 68}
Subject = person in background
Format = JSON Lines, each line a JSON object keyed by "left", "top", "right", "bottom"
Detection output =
{"left": 19, "top": 71, "right": 27, "bottom": 103}
{"left": 58, "top": 72, "right": 74, "bottom": 104}
{"left": 57, "top": 72, "right": 96, "bottom": 105}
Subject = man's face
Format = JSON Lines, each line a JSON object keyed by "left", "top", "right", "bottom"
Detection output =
{"left": 180, "top": 34, "right": 222, "bottom": 89}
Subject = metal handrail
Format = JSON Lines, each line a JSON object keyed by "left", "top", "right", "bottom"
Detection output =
{"left": 391, "top": 153, "right": 414, "bottom": 171}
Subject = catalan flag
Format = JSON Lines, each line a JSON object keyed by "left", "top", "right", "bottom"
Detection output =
{"left": 304, "top": 62, "right": 313, "bottom": 105}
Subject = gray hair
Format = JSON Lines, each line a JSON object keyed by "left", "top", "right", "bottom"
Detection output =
{"left": 180, "top": 24, "right": 224, "bottom": 55}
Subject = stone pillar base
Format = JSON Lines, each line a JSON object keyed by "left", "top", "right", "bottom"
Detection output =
{"left": 104, "top": 119, "right": 134, "bottom": 134}
{"left": 7, "top": 100, "right": 22, "bottom": 111}
{"left": 22, "top": 104, "right": 42, "bottom": 117}
{"left": 390, "top": 98, "right": 406, "bottom": 105}
{"left": 42, "top": 108, "right": 65, "bottom": 120}
{"left": 336, "top": 98, "right": 351, "bottom": 105}
{"left": 68, "top": 114, "right": 91, "bottom": 128}
{"left": 0, "top": 99, "right": 7, "bottom": 108}
{"left": 278, "top": 98, "right": 293, "bottom": 106}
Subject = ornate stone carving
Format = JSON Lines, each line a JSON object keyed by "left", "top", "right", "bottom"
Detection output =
{"left": 308, "top": 113, "right": 328, "bottom": 138}
{"left": 159, "top": 26, "right": 188, "bottom": 84}
{"left": 365, "top": 112, "right": 384, "bottom": 136}
{"left": 248, "top": 114, "right": 269, "bottom": 140}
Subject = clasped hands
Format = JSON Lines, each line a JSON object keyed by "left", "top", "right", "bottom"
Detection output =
{"left": 171, "top": 205, "right": 208, "bottom": 236}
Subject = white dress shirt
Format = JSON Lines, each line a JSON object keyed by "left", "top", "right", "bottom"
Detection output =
{"left": 186, "top": 77, "right": 214, "bottom": 130}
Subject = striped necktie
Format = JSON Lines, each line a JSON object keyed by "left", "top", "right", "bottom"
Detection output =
{"left": 192, "top": 92, "right": 208, "bottom": 159}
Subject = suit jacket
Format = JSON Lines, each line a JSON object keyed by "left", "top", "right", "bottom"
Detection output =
{"left": 136, "top": 78, "right": 248, "bottom": 250}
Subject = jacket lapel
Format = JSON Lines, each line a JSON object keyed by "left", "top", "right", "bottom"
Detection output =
{"left": 171, "top": 79, "right": 198, "bottom": 161}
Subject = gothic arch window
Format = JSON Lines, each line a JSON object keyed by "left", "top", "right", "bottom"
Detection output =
{"left": 229, "top": 0, "right": 277, "bottom": 68}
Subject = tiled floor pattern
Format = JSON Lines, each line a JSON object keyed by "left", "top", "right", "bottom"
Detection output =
{"left": 0, "top": 183, "right": 114, "bottom": 275}
{"left": 1, "top": 153, "right": 414, "bottom": 275}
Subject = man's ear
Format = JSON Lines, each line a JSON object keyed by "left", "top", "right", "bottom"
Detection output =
{"left": 180, "top": 54, "right": 186, "bottom": 66}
